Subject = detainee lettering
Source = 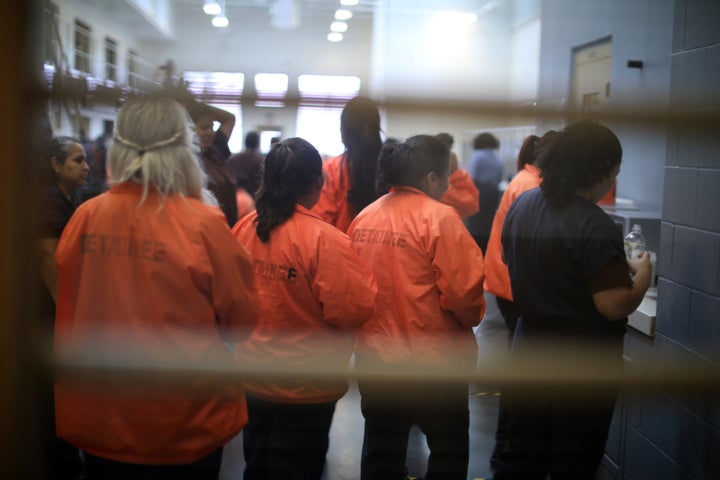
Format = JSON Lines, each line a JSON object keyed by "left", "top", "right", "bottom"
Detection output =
{"left": 80, "top": 234, "right": 166, "bottom": 263}
{"left": 351, "top": 228, "right": 407, "bottom": 248}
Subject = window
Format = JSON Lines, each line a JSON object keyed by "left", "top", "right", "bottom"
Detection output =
{"left": 183, "top": 71, "right": 245, "bottom": 152}
{"left": 105, "top": 37, "right": 118, "bottom": 83}
{"left": 254, "top": 73, "right": 288, "bottom": 108}
{"left": 127, "top": 49, "right": 138, "bottom": 88}
{"left": 74, "top": 19, "right": 92, "bottom": 74}
{"left": 183, "top": 71, "right": 245, "bottom": 104}
{"left": 43, "top": 1, "right": 59, "bottom": 64}
{"left": 295, "top": 74, "right": 361, "bottom": 156}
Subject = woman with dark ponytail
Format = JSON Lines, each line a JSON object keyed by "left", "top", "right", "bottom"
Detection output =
{"left": 231, "top": 137, "right": 377, "bottom": 480}
{"left": 312, "top": 96, "right": 383, "bottom": 232}
{"left": 348, "top": 134, "right": 486, "bottom": 480}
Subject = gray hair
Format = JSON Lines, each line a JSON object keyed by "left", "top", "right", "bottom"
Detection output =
{"left": 109, "top": 95, "right": 216, "bottom": 206}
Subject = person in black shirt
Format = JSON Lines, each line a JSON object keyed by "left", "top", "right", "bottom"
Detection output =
{"left": 492, "top": 122, "right": 651, "bottom": 480}
{"left": 37, "top": 136, "right": 89, "bottom": 479}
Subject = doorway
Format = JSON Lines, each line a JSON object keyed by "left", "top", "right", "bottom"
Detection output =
{"left": 570, "top": 38, "right": 612, "bottom": 122}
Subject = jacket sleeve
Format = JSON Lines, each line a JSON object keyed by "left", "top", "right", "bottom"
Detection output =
{"left": 430, "top": 212, "right": 486, "bottom": 327}
{"left": 441, "top": 169, "right": 480, "bottom": 218}
{"left": 312, "top": 229, "right": 377, "bottom": 330}
{"left": 204, "top": 217, "right": 258, "bottom": 343}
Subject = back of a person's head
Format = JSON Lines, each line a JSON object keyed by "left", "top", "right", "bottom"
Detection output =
{"left": 473, "top": 132, "right": 500, "bottom": 150}
{"left": 109, "top": 95, "right": 208, "bottom": 203}
{"left": 376, "top": 134, "right": 449, "bottom": 194}
{"left": 245, "top": 131, "right": 260, "bottom": 150}
{"left": 539, "top": 121, "right": 622, "bottom": 206}
{"left": 339, "top": 96, "right": 383, "bottom": 214}
{"left": 255, "top": 137, "right": 323, "bottom": 242}
{"left": 516, "top": 135, "right": 539, "bottom": 171}
{"left": 435, "top": 132, "right": 454, "bottom": 150}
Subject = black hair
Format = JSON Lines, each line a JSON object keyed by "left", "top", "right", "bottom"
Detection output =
{"left": 254, "top": 137, "right": 323, "bottom": 243}
{"left": 473, "top": 132, "right": 500, "bottom": 150}
{"left": 185, "top": 101, "right": 213, "bottom": 123}
{"left": 340, "top": 96, "right": 383, "bottom": 216}
{"left": 376, "top": 134, "right": 450, "bottom": 194}
{"left": 539, "top": 122, "right": 622, "bottom": 207}
{"left": 435, "top": 132, "right": 454, "bottom": 150}
{"left": 245, "top": 131, "right": 259, "bottom": 149}
{"left": 40, "top": 136, "right": 82, "bottom": 185}
{"left": 516, "top": 134, "right": 539, "bottom": 172}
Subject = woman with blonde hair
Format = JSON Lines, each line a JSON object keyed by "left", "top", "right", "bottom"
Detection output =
{"left": 54, "top": 95, "right": 257, "bottom": 479}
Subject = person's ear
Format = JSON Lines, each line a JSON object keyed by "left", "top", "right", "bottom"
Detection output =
{"left": 50, "top": 157, "right": 61, "bottom": 174}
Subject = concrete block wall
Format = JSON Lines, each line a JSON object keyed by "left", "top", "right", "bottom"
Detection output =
{"left": 621, "top": 1, "right": 720, "bottom": 479}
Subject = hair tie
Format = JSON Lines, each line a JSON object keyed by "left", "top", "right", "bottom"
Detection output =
{"left": 114, "top": 130, "right": 184, "bottom": 156}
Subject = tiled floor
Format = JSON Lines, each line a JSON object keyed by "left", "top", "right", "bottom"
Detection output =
{"left": 220, "top": 292, "right": 509, "bottom": 480}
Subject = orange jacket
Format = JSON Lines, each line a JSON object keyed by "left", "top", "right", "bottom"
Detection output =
{"left": 441, "top": 169, "right": 480, "bottom": 218}
{"left": 348, "top": 186, "right": 485, "bottom": 370}
{"left": 484, "top": 164, "right": 541, "bottom": 301}
{"left": 312, "top": 154, "right": 355, "bottom": 233}
{"left": 232, "top": 206, "right": 377, "bottom": 403}
{"left": 54, "top": 182, "right": 257, "bottom": 465}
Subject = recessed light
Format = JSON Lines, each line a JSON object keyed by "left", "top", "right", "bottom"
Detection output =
{"left": 340, "top": 0, "right": 359, "bottom": 5}
{"left": 212, "top": 14, "right": 229, "bottom": 27}
{"left": 330, "top": 21, "right": 348, "bottom": 32}
{"left": 327, "top": 32, "right": 344, "bottom": 42}
{"left": 335, "top": 9, "right": 353, "bottom": 20}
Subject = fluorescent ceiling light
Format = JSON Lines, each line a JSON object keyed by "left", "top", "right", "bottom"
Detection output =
{"left": 330, "top": 21, "right": 348, "bottom": 32}
{"left": 327, "top": 32, "right": 344, "bottom": 42}
{"left": 335, "top": 9, "right": 353, "bottom": 20}
{"left": 212, "top": 14, "right": 229, "bottom": 27}
{"left": 203, "top": 0, "right": 221, "bottom": 15}
{"left": 340, "top": 0, "right": 359, "bottom": 5}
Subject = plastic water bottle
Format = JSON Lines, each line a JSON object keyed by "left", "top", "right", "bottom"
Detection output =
{"left": 624, "top": 224, "right": 646, "bottom": 260}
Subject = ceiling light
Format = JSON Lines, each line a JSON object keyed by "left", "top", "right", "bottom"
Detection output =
{"left": 327, "top": 32, "right": 344, "bottom": 42}
{"left": 340, "top": 0, "right": 359, "bottom": 5}
{"left": 330, "top": 21, "right": 348, "bottom": 32}
{"left": 335, "top": 9, "right": 353, "bottom": 20}
{"left": 203, "top": 0, "right": 221, "bottom": 15}
{"left": 212, "top": 14, "right": 229, "bottom": 28}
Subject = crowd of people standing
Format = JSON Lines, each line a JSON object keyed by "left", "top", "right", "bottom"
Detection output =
{"left": 38, "top": 91, "right": 651, "bottom": 480}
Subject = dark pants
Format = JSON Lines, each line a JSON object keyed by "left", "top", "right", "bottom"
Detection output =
{"left": 495, "top": 296, "right": 519, "bottom": 339}
{"left": 489, "top": 296, "right": 519, "bottom": 471}
{"left": 492, "top": 386, "right": 618, "bottom": 480}
{"left": 357, "top": 358, "right": 470, "bottom": 480}
{"left": 492, "top": 328, "right": 622, "bottom": 480}
{"left": 242, "top": 394, "right": 337, "bottom": 480}
{"left": 84, "top": 448, "right": 223, "bottom": 480}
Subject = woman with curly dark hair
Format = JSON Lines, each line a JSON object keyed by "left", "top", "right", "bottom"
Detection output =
{"left": 492, "top": 121, "right": 651, "bottom": 479}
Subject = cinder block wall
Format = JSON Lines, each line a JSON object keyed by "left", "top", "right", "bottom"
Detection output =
{"left": 621, "top": 1, "right": 720, "bottom": 479}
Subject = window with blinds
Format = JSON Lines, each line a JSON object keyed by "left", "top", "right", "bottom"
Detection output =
{"left": 254, "top": 73, "right": 288, "bottom": 108}
{"left": 295, "top": 74, "right": 361, "bottom": 157}
{"left": 183, "top": 71, "right": 245, "bottom": 105}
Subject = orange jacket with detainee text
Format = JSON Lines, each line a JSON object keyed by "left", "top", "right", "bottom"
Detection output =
{"left": 484, "top": 163, "right": 541, "bottom": 301}
{"left": 232, "top": 205, "right": 377, "bottom": 403}
{"left": 312, "top": 154, "right": 355, "bottom": 233}
{"left": 348, "top": 186, "right": 485, "bottom": 370}
{"left": 54, "top": 182, "right": 257, "bottom": 465}
{"left": 441, "top": 168, "right": 480, "bottom": 219}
